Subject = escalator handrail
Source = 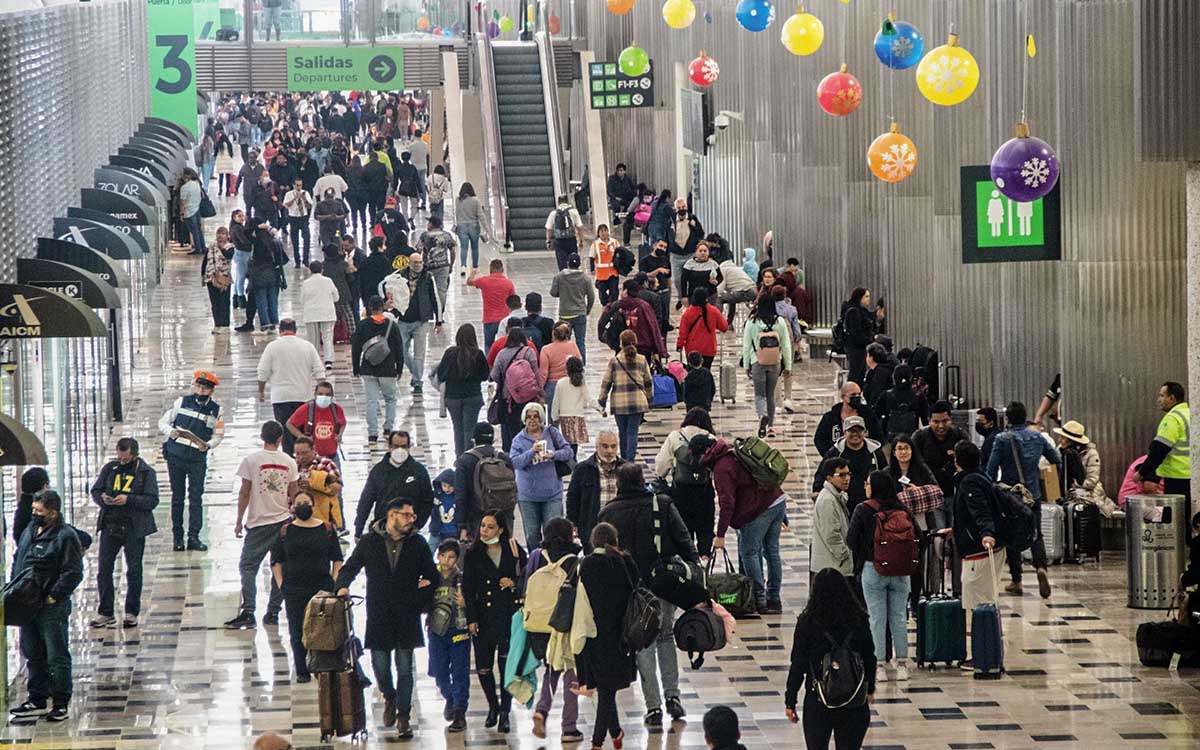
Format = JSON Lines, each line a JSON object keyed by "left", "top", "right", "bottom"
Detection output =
{"left": 475, "top": 4, "right": 509, "bottom": 246}
{"left": 534, "top": 1, "right": 568, "bottom": 201}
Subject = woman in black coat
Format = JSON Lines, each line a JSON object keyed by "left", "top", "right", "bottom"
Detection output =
{"left": 247, "top": 223, "right": 285, "bottom": 332}
{"left": 841, "top": 288, "right": 875, "bottom": 386}
{"left": 462, "top": 511, "right": 528, "bottom": 733}
{"left": 575, "top": 522, "right": 639, "bottom": 750}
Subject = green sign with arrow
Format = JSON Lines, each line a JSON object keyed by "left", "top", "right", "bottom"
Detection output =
{"left": 286, "top": 47, "right": 405, "bottom": 92}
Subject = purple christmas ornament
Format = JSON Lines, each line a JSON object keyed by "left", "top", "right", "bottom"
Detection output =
{"left": 487, "top": 20, "right": 501, "bottom": 38}
{"left": 990, "top": 122, "right": 1060, "bottom": 202}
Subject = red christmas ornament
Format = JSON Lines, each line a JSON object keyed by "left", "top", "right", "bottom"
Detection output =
{"left": 688, "top": 52, "right": 719, "bottom": 86}
{"left": 816, "top": 64, "right": 863, "bottom": 117}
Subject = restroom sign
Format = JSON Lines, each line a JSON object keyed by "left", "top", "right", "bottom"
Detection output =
{"left": 960, "top": 165, "right": 1061, "bottom": 264}
{"left": 589, "top": 61, "right": 655, "bottom": 109}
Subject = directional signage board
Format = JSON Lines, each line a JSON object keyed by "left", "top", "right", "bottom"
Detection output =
{"left": 960, "top": 165, "right": 1061, "bottom": 264}
{"left": 589, "top": 61, "right": 655, "bottom": 109}
{"left": 286, "top": 47, "right": 405, "bottom": 92}
{"left": 17, "top": 259, "right": 122, "bottom": 310}
{"left": 147, "top": 0, "right": 198, "bottom": 136}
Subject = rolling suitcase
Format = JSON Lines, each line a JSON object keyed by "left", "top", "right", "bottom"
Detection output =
{"left": 719, "top": 363, "right": 737, "bottom": 404}
{"left": 971, "top": 549, "right": 1005, "bottom": 680}
{"left": 1064, "top": 499, "right": 1102, "bottom": 563}
{"left": 915, "top": 532, "right": 967, "bottom": 668}
{"left": 1023, "top": 501, "right": 1065, "bottom": 565}
{"left": 318, "top": 668, "right": 368, "bottom": 741}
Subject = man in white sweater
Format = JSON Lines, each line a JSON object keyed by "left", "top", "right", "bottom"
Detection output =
{"left": 256, "top": 318, "right": 325, "bottom": 455}
{"left": 300, "top": 261, "right": 340, "bottom": 369}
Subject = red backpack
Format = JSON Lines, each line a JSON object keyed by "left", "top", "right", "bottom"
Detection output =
{"left": 864, "top": 499, "right": 918, "bottom": 577}
{"left": 504, "top": 355, "right": 542, "bottom": 404}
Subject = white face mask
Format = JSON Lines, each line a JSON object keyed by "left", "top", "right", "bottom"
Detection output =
{"left": 315, "top": 395, "right": 333, "bottom": 409}
{"left": 481, "top": 535, "right": 500, "bottom": 546}
{"left": 390, "top": 448, "right": 409, "bottom": 465}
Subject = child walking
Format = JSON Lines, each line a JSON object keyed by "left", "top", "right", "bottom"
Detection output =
{"left": 427, "top": 540, "right": 470, "bottom": 732}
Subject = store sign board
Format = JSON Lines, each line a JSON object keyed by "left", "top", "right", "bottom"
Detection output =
{"left": 17, "top": 259, "right": 122, "bottom": 310}
{"left": 0, "top": 284, "right": 106, "bottom": 340}
{"left": 147, "top": 0, "right": 197, "bottom": 136}
{"left": 105, "top": 165, "right": 169, "bottom": 205}
{"left": 589, "top": 61, "right": 655, "bottom": 109}
{"left": 109, "top": 155, "right": 168, "bottom": 184}
{"left": 94, "top": 168, "right": 161, "bottom": 208}
{"left": 286, "top": 47, "right": 405, "bottom": 92}
{"left": 0, "top": 413, "right": 48, "bottom": 466}
{"left": 53, "top": 217, "right": 143, "bottom": 260}
{"left": 36, "top": 238, "right": 130, "bottom": 289}
{"left": 960, "top": 165, "right": 1061, "bottom": 263}
{"left": 79, "top": 190, "right": 152, "bottom": 227}
{"left": 66, "top": 208, "right": 151, "bottom": 256}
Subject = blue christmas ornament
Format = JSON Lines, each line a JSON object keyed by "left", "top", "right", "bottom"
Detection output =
{"left": 704, "top": 11, "right": 712, "bottom": 24}
{"left": 735, "top": 0, "right": 775, "bottom": 33}
{"left": 873, "top": 18, "right": 923, "bottom": 70}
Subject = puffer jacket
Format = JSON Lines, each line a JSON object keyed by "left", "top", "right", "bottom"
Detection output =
{"left": 701, "top": 439, "right": 785, "bottom": 536}
{"left": 354, "top": 455, "right": 434, "bottom": 536}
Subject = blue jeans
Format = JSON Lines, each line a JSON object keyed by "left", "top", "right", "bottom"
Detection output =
{"left": 565, "top": 315, "right": 588, "bottom": 366}
{"left": 445, "top": 394, "right": 484, "bottom": 456}
{"left": 483, "top": 321, "right": 501, "bottom": 352}
{"left": 861, "top": 561, "right": 911, "bottom": 662}
{"left": 457, "top": 221, "right": 481, "bottom": 268}
{"left": 20, "top": 599, "right": 72, "bottom": 706}
{"left": 635, "top": 598, "right": 680, "bottom": 710}
{"left": 395, "top": 320, "right": 429, "bottom": 385}
{"left": 185, "top": 212, "right": 206, "bottom": 254}
{"left": 737, "top": 501, "right": 785, "bottom": 604}
{"left": 362, "top": 375, "right": 397, "bottom": 438}
{"left": 518, "top": 496, "right": 563, "bottom": 550}
{"left": 372, "top": 647, "right": 416, "bottom": 717}
{"left": 543, "top": 379, "right": 558, "bottom": 420}
{"left": 428, "top": 630, "right": 471, "bottom": 711}
{"left": 233, "top": 249, "right": 252, "bottom": 297}
{"left": 254, "top": 286, "right": 279, "bottom": 327}
{"left": 614, "top": 412, "right": 643, "bottom": 461}
{"left": 167, "top": 455, "right": 207, "bottom": 542}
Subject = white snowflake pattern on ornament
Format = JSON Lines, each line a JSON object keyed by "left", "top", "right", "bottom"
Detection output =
{"left": 925, "top": 53, "right": 969, "bottom": 93}
{"left": 881, "top": 142, "right": 916, "bottom": 180}
{"left": 891, "top": 37, "right": 913, "bottom": 60}
{"left": 698, "top": 58, "right": 720, "bottom": 84}
{"left": 1020, "top": 157, "right": 1049, "bottom": 187}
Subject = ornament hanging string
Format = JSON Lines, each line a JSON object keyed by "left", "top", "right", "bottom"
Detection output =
{"left": 1020, "top": 0, "right": 1030, "bottom": 122}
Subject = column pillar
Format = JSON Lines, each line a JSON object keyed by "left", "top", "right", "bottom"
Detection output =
{"left": 1187, "top": 163, "right": 1200, "bottom": 503}
{"left": 429, "top": 89, "right": 445, "bottom": 171}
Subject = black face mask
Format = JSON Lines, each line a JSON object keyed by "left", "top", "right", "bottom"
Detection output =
{"left": 294, "top": 505, "right": 314, "bottom": 521}
{"left": 194, "top": 394, "right": 210, "bottom": 403}
{"left": 30, "top": 514, "right": 45, "bottom": 529}
{"left": 974, "top": 423, "right": 991, "bottom": 437}
{"left": 848, "top": 396, "right": 863, "bottom": 410}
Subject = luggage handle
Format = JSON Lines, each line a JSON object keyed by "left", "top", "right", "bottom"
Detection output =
{"left": 986, "top": 546, "right": 998, "bottom": 603}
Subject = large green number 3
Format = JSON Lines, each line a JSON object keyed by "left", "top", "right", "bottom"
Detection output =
{"left": 155, "top": 34, "right": 192, "bottom": 95}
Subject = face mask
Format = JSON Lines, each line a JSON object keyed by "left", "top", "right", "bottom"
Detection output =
{"left": 31, "top": 514, "right": 45, "bottom": 529}
{"left": 294, "top": 505, "right": 314, "bottom": 521}
{"left": 194, "top": 392, "right": 210, "bottom": 403}
{"left": 315, "top": 395, "right": 333, "bottom": 409}
{"left": 848, "top": 396, "right": 863, "bottom": 410}
{"left": 975, "top": 423, "right": 990, "bottom": 437}
{"left": 390, "top": 448, "right": 409, "bottom": 465}
{"left": 481, "top": 535, "right": 500, "bottom": 546}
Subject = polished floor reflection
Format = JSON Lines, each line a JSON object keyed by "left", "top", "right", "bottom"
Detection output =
{"left": 3, "top": 197, "right": 1199, "bottom": 749}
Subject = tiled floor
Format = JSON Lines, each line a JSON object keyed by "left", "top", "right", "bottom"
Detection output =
{"left": 3, "top": 195, "right": 1199, "bottom": 749}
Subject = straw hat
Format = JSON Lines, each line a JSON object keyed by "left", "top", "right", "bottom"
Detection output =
{"left": 1053, "top": 420, "right": 1090, "bottom": 445}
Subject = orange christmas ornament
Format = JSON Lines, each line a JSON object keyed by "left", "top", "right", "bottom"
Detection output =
{"left": 867, "top": 122, "right": 917, "bottom": 183}
{"left": 608, "top": 0, "right": 635, "bottom": 15}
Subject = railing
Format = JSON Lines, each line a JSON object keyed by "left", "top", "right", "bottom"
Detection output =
{"left": 475, "top": 3, "right": 509, "bottom": 246}
{"left": 534, "top": 0, "right": 568, "bottom": 200}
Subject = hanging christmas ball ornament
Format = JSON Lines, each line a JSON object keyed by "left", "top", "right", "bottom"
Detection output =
{"left": 487, "top": 20, "right": 500, "bottom": 37}
{"left": 816, "top": 64, "right": 862, "bottom": 116}
{"left": 416, "top": 15, "right": 431, "bottom": 31}
{"left": 618, "top": 43, "right": 651, "bottom": 77}
{"left": 431, "top": 25, "right": 443, "bottom": 35}
{"left": 780, "top": 8, "right": 824, "bottom": 55}
{"left": 735, "top": 0, "right": 776, "bottom": 32}
{"left": 498, "top": 15, "right": 515, "bottom": 32}
{"left": 867, "top": 122, "right": 918, "bottom": 183}
{"left": 607, "top": 0, "right": 635, "bottom": 15}
{"left": 990, "top": 122, "right": 1060, "bottom": 202}
{"left": 874, "top": 16, "right": 924, "bottom": 70}
{"left": 916, "top": 30, "right": 979, "bottom": 106}
{"left": 548, "top": 14, "right": 561, "bottom": 34}
{"left": 688, "top": 51, "right": 720, "bottom": 86}
{"left": 662, "top": 0, "right": 696, "bottom": 29}
{"left": 442, "top": 26, "right": 457, "bottom": 38}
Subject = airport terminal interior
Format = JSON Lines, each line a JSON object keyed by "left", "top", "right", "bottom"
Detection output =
{"left": 0, "top": 0, "right": 1199, "bottom": 749}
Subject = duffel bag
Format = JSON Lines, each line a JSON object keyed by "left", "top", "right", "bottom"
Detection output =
{"left": 1136, "top": 620, "right": 1198, "bottom": 667}
{"left": 706, "top": 549, "right": 756, "bottom": 618}
{"left": 649, "top": 554, "right": 708, "bottom": 610}
{"left": 673, "top": 603, "right": 727, "bottom": 668}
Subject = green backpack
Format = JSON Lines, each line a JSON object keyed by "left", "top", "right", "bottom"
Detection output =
{"left": 732, "top": 436, "right": 790, "bottom": 488}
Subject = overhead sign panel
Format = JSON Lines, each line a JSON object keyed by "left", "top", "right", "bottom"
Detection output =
{"left": 147, "top": 0, "right": 198, "bottom": 136}
{"left": 53, "top": 217, "right": 143, "bottom": 260}
{"left": 36, "top": 238, "right": 130, "bottom": 289}
{"left": 589, "top": 61, "right": 655, "bottom": 109}
{"left": 0, "top": 413, "right": 48, "bottom": 466}
{"left": 0, "top": 284, "right": 107, "bottom": 339}
{"left": 95, "top": 167, "right": 161, "bottom": 207}
{"left": 81, "top": 188, "right": 152, "bottom": 226}
{"left": 960, "top": 165, "right": 1062, "bottom": 264}
{"left": 286, "top": 47, "right": 405, "bottom": 92}
{"left": 17, "top": 259, "right": 123, "bottom": 309}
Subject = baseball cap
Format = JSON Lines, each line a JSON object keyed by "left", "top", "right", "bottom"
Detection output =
{"left": 567, "top": 253, "right": 581, "bottom": 269}
{"left": 385, "top": 196, "right": 398, "bottom": 207}
{"left": 193, "top": 370, "right": 220, "bottom": 387}
{"left": 842, "top": 416, "right": 866, "bottom": 432}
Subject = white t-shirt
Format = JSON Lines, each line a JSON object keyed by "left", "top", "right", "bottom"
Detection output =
{"left": 313, "top": 174, "right": 349, "bottom": 201}
{"left": 256, "top": 334, "right": 325, "bottom": 403}
{"left": 545, "top": 205, "right": 583, "bottom": 233}
{"left": 283, "top": 189, "right": 314, "bottom": 218}
{"left": 237, "top": 448, "right": 298, "bottom": 528}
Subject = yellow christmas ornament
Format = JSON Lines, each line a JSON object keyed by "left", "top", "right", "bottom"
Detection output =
{"left": 915, "top": 29, "right": 979, "bottom": 106}
{"left": 781, "top": 7, "right": 824, "bottom": 56}
{"left": 662, "top": 0, "right": 696, "bottom": 29}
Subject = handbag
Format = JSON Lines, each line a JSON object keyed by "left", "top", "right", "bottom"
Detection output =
{"left": 333, "top": 317, "right": 350, "bottom": 345}
{"left": 2, "top": 567, "right": 46, "bottom": 627}
{"left": 275, "top": 265, "right": 288, "bottom": 290}
{"left": 199, "top": 189, "right": 217, "bottom": 218}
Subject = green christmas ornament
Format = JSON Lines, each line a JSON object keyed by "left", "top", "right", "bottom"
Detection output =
{"left": 618, "top": 43, "right": 650, "bottom": 77}
{"left": 499, "top": 15, "right": 514, "bottom": 32}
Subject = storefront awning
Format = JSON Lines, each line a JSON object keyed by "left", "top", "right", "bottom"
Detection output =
{"left": 66, "top": 207, "right": 151, "bottom": 257}
{"left": 109, "top": 154, "right": 168, "bottom": 184}
{"left": 0, "top": 413, "right": 47, "bottom": 467}
{"left": 80, "top": 188, "right": 152, "bottom": 226}
{"left": 0, "top": 284, "right": 107, "bottom": 339}
{"left": 141, "top": 117, "right": 195, "bottom": 147}
{"left": 36, "top": 238, "right": 130, "bottom": 289}
{"left": 52, "top": 216, "right": 144, "bottom": 260}
{"left": 94, "top": 168, "right": 161, "bottom": 208}
{"left": 17, "top": 259, "right": 122, "bottom": 309}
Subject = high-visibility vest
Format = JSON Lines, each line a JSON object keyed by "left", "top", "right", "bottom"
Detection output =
{"left": 1154, "top": 402, "right": 1190, "bottom": 479}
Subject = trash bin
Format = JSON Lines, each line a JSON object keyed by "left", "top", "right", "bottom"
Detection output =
{"left": 1127, "top": 494, "right": 1188, "bottom": 609}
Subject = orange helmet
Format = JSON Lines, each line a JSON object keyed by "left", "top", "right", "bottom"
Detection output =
{"left": 193, "top": 370, "right": 220, "bottom": 387}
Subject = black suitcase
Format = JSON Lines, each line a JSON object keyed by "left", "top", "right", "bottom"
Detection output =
{"left": 1064, "top": 500, "right": 1102, "bottom": 563}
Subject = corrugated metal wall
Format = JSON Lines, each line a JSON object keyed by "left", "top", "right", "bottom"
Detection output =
{"left": 586, "top": 0, "right": 1188, "bottom": 491}
{"left": 0, "top": 0, "right": 150, "bottom": 284}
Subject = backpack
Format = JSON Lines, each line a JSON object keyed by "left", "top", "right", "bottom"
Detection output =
{"left": 302, "top": 587, "right": 350, "bottom": 652}
{"left": 732, "top": 436, "right": 790, "bottom": 487}
{"left": 428, "top": 599, "right": 454, "bottom": 637}
{"left": 831, "top": 317, "right": 848, "bottom": 355}
{"left": 598, "top": 304, "right": 628, "bottom": 352}
{"left": 991, "top": 482, "right": 1037, "bottom": 553}
{"left": 885, "top": 389, "right": 919, "bottom": 437}
{"left": 522, "top": 321, "right": 544, "bottom": 350}
{"left": 360, "top": 317, "right": 396, "bottom": 367}
{"left": 397, "top": 166, "right": 419, "bottom": 196}
{"left": 672, "top": 439, "right": 708, "bottom": 486}
{"left": 814, "top": 632, "right": 867, "bottom": 709}
{"left": 864, "top": 499, "right": 919, "bottom": 577}
{"left": 910, "top": 345, "right": 939, "bottom": 402}
{"left": 503, "top": 356, "right": 541, "bottom": 404}
{"left": 470, "top": 450, "right": 518, "bottom": 513}
{"left": 622, "top": 571, "right": 662, "bottom": 654}
{"left": 673, "top": 604, "right": 727, "bottom": 668}
{"left": 755, "top": 327, "right": 782, "bottom": 366}
{"left": 612, "top": 245, "right": 635, "bottom": 276}
{"left": 524, "top": 553, "right": 578, "bottom": 634}
{"left": 551, "top": 207, "right": 575, "bottom": 240}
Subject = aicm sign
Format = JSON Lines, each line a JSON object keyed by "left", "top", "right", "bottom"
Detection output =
{"left": 0, "top": 293, "right": 46, "bottom": 337}
{"left": 589, "top": 61, "right": 655, "bottom": 110}
{"left": 960, "top": 165, "right": 1061, "bottom": 264}
{"left": 287, "top": 47, "right": 404, "bottom": 92}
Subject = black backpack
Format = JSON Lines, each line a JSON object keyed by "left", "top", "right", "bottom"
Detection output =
{"left": 598, "top": 305, "right": 628, "bottom": 352}
{"left": 885, "top": 389, "right": 919, "bottom": 437}
{"left": 831, "top": 318, "right": 848, "bottom": 355}
{"left": 612, "top": 245, "right": 635, "bottom": 276}
{"left": 522, "top": 322, "right": 544, "bottom": 350}
{"left": 552, "top": 208, "right": 575, "bottom": 240}
{"left": 619, "top": 555, "right": 661, "bottom": 653}
{"left": 910, "top": 345, "right": 940, "bottom": 401}
{"left": 814, "top": 632, "right": 867, "bottom": 708}
{"left": 672, "top": 440, "right": 708, "bottom": 486}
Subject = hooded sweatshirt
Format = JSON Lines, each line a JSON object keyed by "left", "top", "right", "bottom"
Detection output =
{"left": 550, "top": 267, "right": 596, "bottom": 318}
{"left": 430, "top": 468, "right": 458, "bottom": 539}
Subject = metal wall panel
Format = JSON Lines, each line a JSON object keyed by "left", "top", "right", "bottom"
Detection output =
{"left": 1134, "top": 0, "right": 1200, "bottom": 161}
{"left": 586, "top": 0, "right": 1188, "bottom": 491}
{"left": 0, "top": 0, "right": 149, "bottom": 285}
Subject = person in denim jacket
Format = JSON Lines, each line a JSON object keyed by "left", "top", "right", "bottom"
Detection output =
{"left": 985, "top": 401, "right": 1062, "bottom": 599}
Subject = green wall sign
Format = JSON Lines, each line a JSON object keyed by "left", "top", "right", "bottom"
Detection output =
{"left": 147, "top": 0, "right": 197, "bottom": 137}
{"left": 287, "top": 48, "right": 405, "bottom": 92}
{"left": 960, "top": 165, "right": 1061, "bottom": 263}
{"left": 193, "top": 0, "right": 219, "bottom": 41}
{"left": 589, "top": 61, "right": 655, "bottom": 109}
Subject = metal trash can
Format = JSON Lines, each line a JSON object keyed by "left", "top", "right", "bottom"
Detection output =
{"left": 1127, "top": 494, "right": 1188, "bottom": 609}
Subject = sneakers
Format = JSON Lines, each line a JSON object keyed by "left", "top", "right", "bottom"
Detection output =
{"left": 763, "top": 599, "right": 784, "bottom": 615}
{"left": 959, "top": 659, "right": 975, "bottom": 671}
{"left": 9, "top": 700, "right": 48, "bottom": 718}
{"left": 46, "top": 705, "right": 69, "bottom": 722}
{"left": 412, "top": 383, "right": 423, "bottom": 396}
{"left": 758, "top": 416, "right": 769, "bottom": 438}
{"left": 1036, "top": 568, "right": 1052, "bottom": 599}
{"left": 532, "top": 712, "right": 547, "bottom": 738}
{"left": 295, "top": 674, "right": 312, "bottom": 684}
{"left": 367, "top": 434, "right": 378, "bottom": 445}
{"left": 234, "top": 324, "right": 255, "bottom": 333}
{"left": 783, "top": 399, "right": 797, "bottom": 414}
{"left": 448, "top": 710, "right": 466, "bottom": 732}
{"left": 895, "top": 663, "right": 910, "bottom": 682}
{"left": 396, "top": 716, "right": 413, "bottom": 739}
{"left": 324, "top": 361, "right": 333, "bottom": 372}
{"left": 89, "top": 614, "right": 116, "bottom": 628}
{"left": 383, "top": 697, "right": 397, "bottom": 727}
{"left": 875, "top": 664, "right": 889, "bottom": 683}
{"left": 562, "top": 730, "right": 584, "bottom": 743}
{"left": 1004, "top": 581, "right": 1023, "bottom": 596}
{"left": 122, "top": 616, "right": 138, "bottom": 628}
{"left": 644, "top": 708, "right": 663, "bottom": 727}
{"left": 262, "top": 611, "right": 279, "bottom": 626}
{"left": 665, "top": 696, "right": 686, "bottom": 720}
{"left": 224, "top": 611, "right": 256, "bottom": 630}
{"left": 186, "top": 539, "right": 208, "bottom": 552}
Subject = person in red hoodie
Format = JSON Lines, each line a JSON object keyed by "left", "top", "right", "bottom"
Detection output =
{"left": 676, "top": 288, "right": 729, "bottom": 370}
{"left": 698, "top": 435, "right": 787, "bottom": 615}
{"left": 598, "top": 279, "right": 668, "bottom": 361}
